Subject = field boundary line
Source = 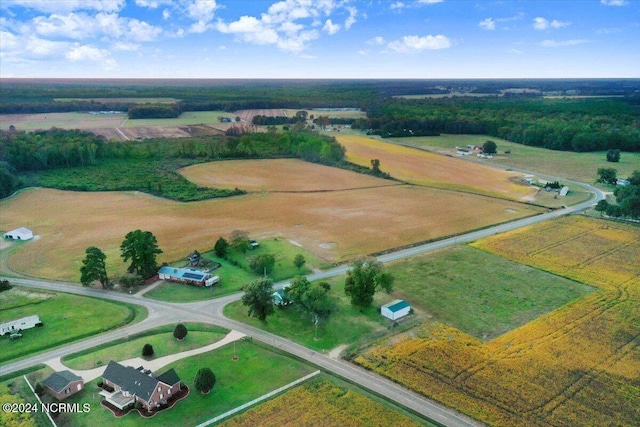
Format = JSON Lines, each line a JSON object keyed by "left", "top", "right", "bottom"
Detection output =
{"left": 23, "top": 374, "right": 56, "bottom": 427}
{"left": 195, "top": 370, "right": 321, "bottom": 427}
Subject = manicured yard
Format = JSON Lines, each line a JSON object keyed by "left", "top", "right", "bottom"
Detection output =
{"left": 63, "top": 323, "right": 229, "bottom": 370}
{"left": 57, "top": 340, "right": 316, "bottom": 427}
{"left": 386, "top": 245, "right": 595, "bottom": 340}
{"left": 0, "top": 287, "right": 145, "bottom": 364}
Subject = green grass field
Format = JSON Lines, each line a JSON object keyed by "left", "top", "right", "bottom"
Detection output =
{"left": 56, "top": 340, "right": 316, "bottom": 427}
{"left": 386, "top": 245, "right": 595, "bottom": 340}
{"left": 125, "top": 111, "right": 235, "bottom": 127}
{"left": 63, "top": 323, "right": 229, "bottom": 370}
{"left": 0, "top": 287, "right": 145, "bottom": 364}
{"left": 391, "top": 134, "right": 640, "bottom": 183}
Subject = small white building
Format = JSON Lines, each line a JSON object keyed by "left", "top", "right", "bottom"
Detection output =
{"left": 559, "top": 186, "right": 570, "bottom": 196}
{"left": 3, "top": 227, "right": 33, "bottom": 241}
{"left": 1, "top": 315, "right": 42, "bottom": 335}
{"left": 381, "top": 300, "right": 411, "bottom": 321}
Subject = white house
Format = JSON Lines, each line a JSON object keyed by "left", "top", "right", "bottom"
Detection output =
{"left": 157, "top": 266, "right": 219, "bottom": 287}
{"left": 3, "top": 227, "right": 33, "bottom": 241}
{"left": 1, "top": 315, "right": 42, "bottom": 335}
{"left": 381, "top": 300, "right": 411, "bottom": 321}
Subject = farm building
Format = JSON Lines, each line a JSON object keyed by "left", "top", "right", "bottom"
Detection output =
{"left": 42, "top": 370, "right": 84, "bottom": 400}
{"left": 157, "top": 266, "right": 220, "bottom": 287}
{"left": 3, "top": 227, "right": 33, "bottom": 241}
{"left": 100, "top": 361, "right": 181, "bottom": 412}
{"left": 381, "top": 300, "right": 411, "bottom": 321}
{"left": 1, "top": 315, "right": 42, "bottom": 335}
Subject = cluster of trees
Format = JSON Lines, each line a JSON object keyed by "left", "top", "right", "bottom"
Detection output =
{"left": 357, "top": 97, "right": 640, "bottom": 152}
{"left": 251, "top": 115, "right": 305, "bottom": 126}
{"left": 240, "top": 257, "right": 394, "bottom": 325}
{"left": 128, "top": 103, "right": 181, "bottom": 119}
{"left": 595, "top": 169, "right": 640, "bottom": 219}
{"left": 80, "top": 229, "right": 163, "bottom": 288}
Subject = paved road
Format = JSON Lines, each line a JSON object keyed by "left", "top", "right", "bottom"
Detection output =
{"left": 0, "top": 180, "right": 604, "bottom": 427}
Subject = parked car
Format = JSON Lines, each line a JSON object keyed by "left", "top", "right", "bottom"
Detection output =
{"left": 9, "top": 332, "right": 23, "bottom": 340}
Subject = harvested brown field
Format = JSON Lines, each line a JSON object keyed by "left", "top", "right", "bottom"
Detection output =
{"left": 0, "top": 186, "right": 542, "bottom": 281}
{"left": 0, "top": 112, "right": 126, "bottom": 131}
{"left": 179, "top": 159, "right": 397, "bottom": 192}
{"left": 336, "top": 134, "right": 536, "bottom": 201}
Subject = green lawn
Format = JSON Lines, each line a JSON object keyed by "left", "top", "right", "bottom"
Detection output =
{"left": 57, "top": 340, "right": 316, "bottom": 427}
{"left": 0, "top": 287, "right": 145, "bottom": 364}
{"left": 63, "top": 323, "right": 229, "bottom": 370}
{"left": 390, "top": 134, "right": 640, "bottom": 184}
{"left": 386, "top": 245, "right": 595, "bottom": 340}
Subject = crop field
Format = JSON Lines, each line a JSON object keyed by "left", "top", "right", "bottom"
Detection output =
{"left": 0, "top": 182, "right": 541, "bottom": 281}
{"left": 356, "top": 216, "right": 640, "bottom": 427}
{"left": 393, "top": 134, "right": 640, "bottom": 184}
{"left": 0, "top": 112, "right": 126, "bottom": 131}
{"left": 219, "top": 377, "right": 431, "bottom": 427}
{"left": 179, "top": 159, "right": 398, "bottom": 192}
{"left": 335, "top": 134, "right": 537, "bottom": 200}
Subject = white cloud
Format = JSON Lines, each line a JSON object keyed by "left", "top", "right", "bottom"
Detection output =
{"left": 534, "top": 17, "right": 570, "bottom": 30}
{"left": 479, "top": 18, "right": 495, "bottom": 30}
{"left": 323, "top": 19, "right": 340, "bottom": 35}
{"left": 540, "top": 39, "right": 589, "bottom": 47}
{"left": 112, "top": 41, "right": 140, "bottom": 51}
{"left": 135, "top": 0, "right": 173, "bottom": 8}
{"left": 507, "top": 48, "right": 523, "bottom": 55}
{"left": 390, "top": 2, "right": 405, "bottom": 10}
{"left": 33, "top": 13, "right": 94, "bottom": 40}
{"left": 387, "top": 34, "right": 451, "bottom": 53}
{"left": 368, "top": 36, "right": 385, "bottom": 45}
{"left": 344, "top": 6, "right": 357, "bottom": 29}
{"left": 3, "top": 0, "right": 125, "bottom": 14}
{"left": 66, "top": 43, "right": 109, "bottom": 61}
{"left": 601, "top": 0, "right": 628, "bottom": 5}
{"left": 596, "top": 27, "right": 623, "bottom": 34}
{"left": 417, "top": 0, "right": 444, "bottom": 4}
{"left": 162, "top": 9, "right": 171, "bottom": 20}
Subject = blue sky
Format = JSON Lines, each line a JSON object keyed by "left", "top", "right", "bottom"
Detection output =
{"left": 1, "top": 0, "right": 638, "bottom": 78}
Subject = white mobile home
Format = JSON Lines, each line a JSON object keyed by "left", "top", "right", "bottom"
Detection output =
{"left": 381, "top": 300, "right": 411, "bottom": 321}
{"left": 1, "top": 315, "right": 42, "bottom": 335}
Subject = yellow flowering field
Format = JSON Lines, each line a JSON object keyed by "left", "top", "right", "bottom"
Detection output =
{"left": 356, "top": 216, "right": 640, "bottom": 426}
{"left": 219, "top": 378, "right": 426, "bottom": 427}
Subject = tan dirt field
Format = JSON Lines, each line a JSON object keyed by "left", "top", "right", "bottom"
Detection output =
{"left": 335, "top": 134, "right": 537, "bottom": 201}
{"left": 0, "top": 187, "right": 542, "bottom": 281}
{"left": 178, "top": 159, "right": 400, "bottom": 192}
{"left": 0, "top": 112, "right": 126, "bottom": 131}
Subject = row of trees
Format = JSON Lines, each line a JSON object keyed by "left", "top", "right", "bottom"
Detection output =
{"left": 241, "top": 257, "right": 394, "bottom": 325}
{"left": 80, "top": 230, "right": 162, "bottom": 288}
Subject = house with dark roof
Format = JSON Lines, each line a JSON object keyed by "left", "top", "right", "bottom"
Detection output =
{"left": 100, "top": 361, "right": 181, "bottom": 411}
{"left": 42, "top": 370, "right": 84, "bottom": 400}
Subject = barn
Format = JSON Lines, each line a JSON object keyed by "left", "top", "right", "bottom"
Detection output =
{"left": 157, "top": 266, "right": 220, "bottom": 287}
{"left": 3, "top": 227, "right": 33, "bottom": 241}
{"left": 381, "top": 300, "right": 411, "bottom": 321}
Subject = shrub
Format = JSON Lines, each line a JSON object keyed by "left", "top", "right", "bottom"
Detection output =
{"left": 142, "top": 343, "right": 154, "bottom": 357}
{"left": 0, "top": 279, "right": 12, "bottom": 292}
{"left": 173, "top": 323, "right": 188, "bottom": 340}
{"left": 194, "top": 368, "right": 216, "bottom": 394}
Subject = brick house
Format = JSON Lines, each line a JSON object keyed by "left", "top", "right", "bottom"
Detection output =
{"left": 42, "top": 371, "right": 84, "bottom": 400}
{"left": 100, "top": 361, "right": 181, "bottom": 411}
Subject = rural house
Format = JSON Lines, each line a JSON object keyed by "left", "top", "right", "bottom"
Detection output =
{"left": 100, "top": 361, "right": 181, "bottom": 412}
{"left": 1, "top": 315, "right": 42, "bottom": 335}
{"left": 381, "top": 300, "right": 411, "bottom": 321}
{"left": 42, "top": 370, "right": 84, "bottom": 400}
{"left": 3, "top": 227, "right": 33, "bottom": 241}
{"left": 158, "top": 266, "right": 220, "bottom": 287}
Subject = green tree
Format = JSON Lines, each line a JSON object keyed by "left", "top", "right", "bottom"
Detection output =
{"left": 118, "top": 273, "right": 143, "bottom": 290}
{"left": 483, "top": 140, "right": 497, "bottom": 154}
{"left": 606, "top": 149, "right": 621, "bottom": 162}
{"left": 371, "top": 158, "right": 381, "bottom": 175}
{"left": 120, "top": 230, "right": 163, "bottom": 279}
{"left": 594, "top": 199, "right": 609, "bottom": 216}
{"left": 0, "top": 279, "right": 13, "bottom": 292}
{"left": 80, "top": 246, "right": 109, "bottom": 288}
{"left": 194, "top": 368, "right": 216, "bottom": 394}
{"left": 286, "top": 276, "right": 332, "bottom": 324}
{"left": 250, "top": 253, "right": 276, "bottom": 275}
{"left": 214, "top": 237, "right": 229, "bottom": 257}
{"left": 241, "top": 278, "right": 275, "bottom": 323}
{"left": 344, "top": 257, "right": 394, "bottom": 309}
{"left": 597, "top": 168, "right": 617, "bottom": 185}
{"left": 173, "top": 323, "right": 188, "bottom": 340}
{"left": 230, "top": 230, "right": 250, "bottom": 253}
{"left": 142, "top": 343, "right": 154, "bottom": 358}
{"left": 293, "top": 254, "right": 306, "bottom": 271}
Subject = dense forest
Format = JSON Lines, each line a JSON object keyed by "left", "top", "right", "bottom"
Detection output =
{"left": 0, "top": 129, "right": 346, "bottom": 200}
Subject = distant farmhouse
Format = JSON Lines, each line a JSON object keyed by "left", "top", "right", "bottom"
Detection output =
{"left": 100, "top": 361, "right": 181, "bottom": 412}
{"left": 158, "top": 266, "right": 220, "bottom": 287}
{"left": 381, "top": 300, "right": 411, "bottom": 321}
{"left": 1, "top": 315, "right": 42, "bottom": 335}
{"left": 3, "top": 227, "right": 33, "bottom": 241}
{"left": 42, "top": 370, "right": 84, "bottom": 400}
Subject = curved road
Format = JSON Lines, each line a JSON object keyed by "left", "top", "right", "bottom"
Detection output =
{"left": 0, "top": 180, "right": 604, "bottom": 427}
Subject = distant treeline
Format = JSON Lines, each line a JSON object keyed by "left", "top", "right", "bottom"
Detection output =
{"left": 251, "top": 115, "right": 305, "bottom": 126}
{"left": 0, "top": 129, "right": 346, "bottom": 200}
{"left": 355, "top": 97, "right": 640, "bottom": 152}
